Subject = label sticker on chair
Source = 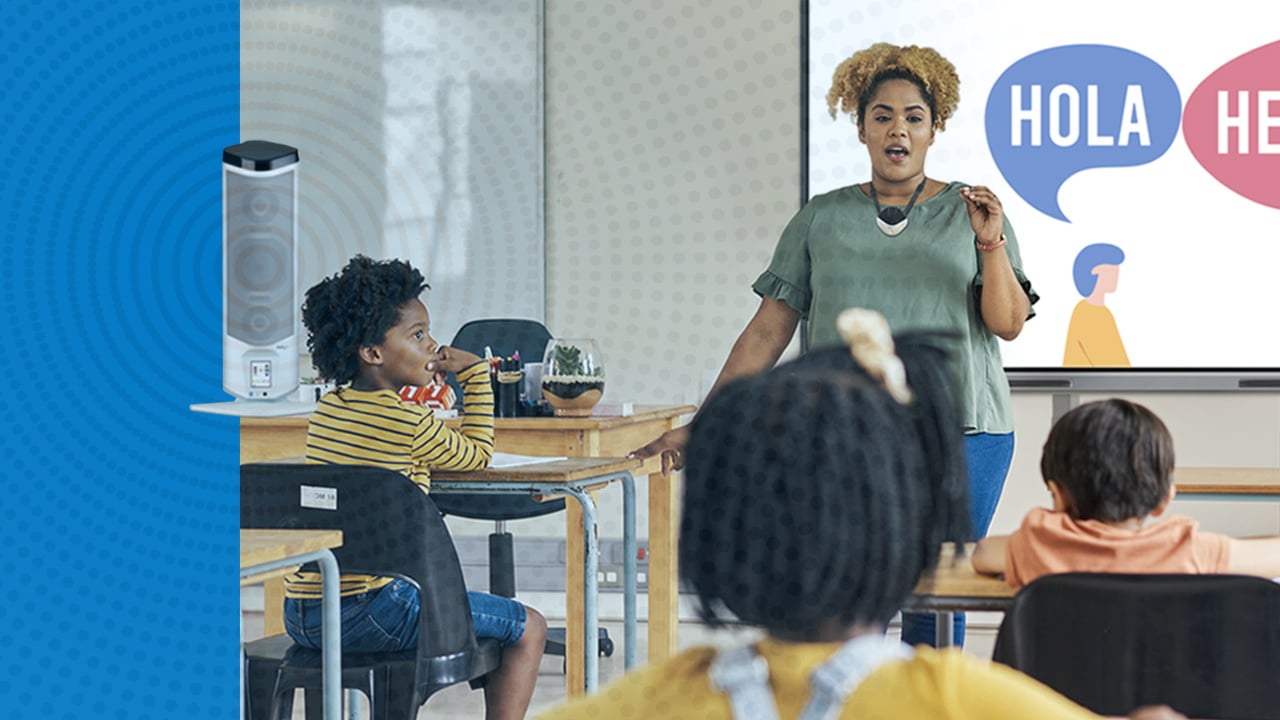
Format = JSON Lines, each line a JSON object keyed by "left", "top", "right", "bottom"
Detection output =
{"left": 300, "top": 485, "right": 337, "bottom": 510}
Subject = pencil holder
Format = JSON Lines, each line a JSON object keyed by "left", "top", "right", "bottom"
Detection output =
{"left": 497, "top": 363, "right": 523, "bottom": 418}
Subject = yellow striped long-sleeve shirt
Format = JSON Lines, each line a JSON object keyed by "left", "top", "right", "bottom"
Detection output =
{"left": 284, "top": 361, "right": 495, "bottom": 599}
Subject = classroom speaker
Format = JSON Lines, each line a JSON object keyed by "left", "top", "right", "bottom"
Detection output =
{"left": 222, "top": 140, "right": 300, "bottom": 400}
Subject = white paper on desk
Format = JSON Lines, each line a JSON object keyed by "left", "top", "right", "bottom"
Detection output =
{"left": 488, "top": 453, "right": 568, "bottom": 468}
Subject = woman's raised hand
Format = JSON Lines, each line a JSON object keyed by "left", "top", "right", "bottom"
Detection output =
{"left": 960, "top": 185, "right": 1005, "bottom": 246}
{"left": 629, "top": 425, "right": 691, "bottom": 477}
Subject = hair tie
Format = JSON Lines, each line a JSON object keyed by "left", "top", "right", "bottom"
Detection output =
{"left": 836, "top": 308, "right": 914, "bottom": 404}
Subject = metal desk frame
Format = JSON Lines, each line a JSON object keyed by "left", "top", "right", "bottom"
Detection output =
{"left": 431, "top": 468, "right": 638, "bottom": 691}
{"left": 900, "top": 593, "right": 1015, "bottom": 647}
{"left": 904, "top": 543, "right": 1017, "bottom": 648}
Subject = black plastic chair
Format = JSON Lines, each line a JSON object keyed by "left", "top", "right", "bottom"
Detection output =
{"left": 441, "top": 318, "right": 565, "bottom": 547}
{"left": 241, "top": 463, "right": 501, "bottom": 720}
{"left": 440, "top": 318, "right": 612, "bottom": 660}
{"left": 992, "top": 572, "right": 1280, "bottom": 720}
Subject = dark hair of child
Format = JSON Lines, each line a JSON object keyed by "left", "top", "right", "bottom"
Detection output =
{"left": 1039, "top": 398, "right": 1175, "bottom": 523}
{"left": 678, "top": 333, "right": 971, "bottom": 638}
{"left": 300, "top": 254, "right": 430, "bottom": 386}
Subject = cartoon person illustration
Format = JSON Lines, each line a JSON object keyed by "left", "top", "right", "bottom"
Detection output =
{"left": 1063, "top": 243, "right": 1130, "bottom": 367}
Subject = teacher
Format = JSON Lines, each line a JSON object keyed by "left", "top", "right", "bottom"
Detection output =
{"left": 632, "top": 42, "right": 1037, "bottom": 648}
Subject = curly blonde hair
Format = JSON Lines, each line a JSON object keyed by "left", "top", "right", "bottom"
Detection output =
{"left": 826, "top": 43, "right": 960, "bottom": 131}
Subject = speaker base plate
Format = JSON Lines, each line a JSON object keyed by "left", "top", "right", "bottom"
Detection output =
{"left": 190, "top": 399, "right": 316, "bottom": 417}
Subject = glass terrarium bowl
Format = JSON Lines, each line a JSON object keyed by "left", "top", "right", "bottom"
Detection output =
{"left": 541, "top": 338, "right": 605, "bottom": 417}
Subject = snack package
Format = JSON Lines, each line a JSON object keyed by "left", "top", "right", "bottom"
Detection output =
{"left": 399, "top": 382, "right": 457, "bottom": 411}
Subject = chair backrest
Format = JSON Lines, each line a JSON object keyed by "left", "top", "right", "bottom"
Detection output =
{"left": 437, "top": 317, "right": 564, "bottom": 521}
{"left": 992, "top": 572, "right": 1280, "bottom": 720}
{"left": 240, "top": 463, "right": 486, "bottom": 688}
{"left": 446, "top": 317, "right": 552, "bottom": 407}
{"left": 450, "top": 317, "right": 553, "bottom": 364}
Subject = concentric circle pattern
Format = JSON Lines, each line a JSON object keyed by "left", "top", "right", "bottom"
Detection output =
{"left": 1, "top": 2, "right": 240, "bottom": 714}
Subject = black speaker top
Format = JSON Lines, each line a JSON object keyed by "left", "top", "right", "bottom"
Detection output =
{"left": 223, "top": 140, "right": 300, "bottom": 171}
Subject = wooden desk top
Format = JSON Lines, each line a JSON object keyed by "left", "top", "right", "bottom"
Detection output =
{"left": 432, "top": 456, "right": 643, "bottom": 483}
{"left": 450, "top": 404, "right": 696, "bottom": 430}
{"left": 910, "top": 543, "right": 1015, "bottom": 606}
{"left": 1173, "top": 467, "right": 1280, "bottom": 495}
{"left": 240, "top": 403, "right": 696, "bottom": 430}
{"left": 240, "top": 529, "right": 343, "bottom": 586}
{"left": 254, "top": 456, "right": 642, "bottom": 483}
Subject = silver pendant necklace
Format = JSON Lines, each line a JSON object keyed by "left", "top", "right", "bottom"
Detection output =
{"left": 870, "top": 179, "right": 926, "bottom": 237}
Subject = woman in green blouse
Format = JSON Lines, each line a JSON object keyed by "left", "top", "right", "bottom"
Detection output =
{"left": 632, "top": 42, "right": 1038, "bottom": 648}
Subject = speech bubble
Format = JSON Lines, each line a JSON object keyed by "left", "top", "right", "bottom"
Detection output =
{"left": 1182, "top": 40, "right": 1280, "bottom": 211}
{"left": 985, "top": 45, "right": 1182, "bottom": 222}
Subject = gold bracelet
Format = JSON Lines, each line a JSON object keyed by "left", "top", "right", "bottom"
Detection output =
{"left": 976, "top": 233, "right": 1007, "bottom": 252}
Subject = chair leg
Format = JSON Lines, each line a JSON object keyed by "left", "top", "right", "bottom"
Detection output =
{"left": 243, "top": 667, "right": 277, "bottom": 720}
{"left": 303, "top": 688, "right": 323, "bottom": 720}
{"left": 380, "top": 665, "right": 421, "bottom": 720}
{"left": 267, "top": 687, "right": 295, "bottom": 720}
{"left": 246, "top": 654, "right": 292, "bottom": 720}
{"left": 489, "top": 530, "right": 516, "bottom": 598}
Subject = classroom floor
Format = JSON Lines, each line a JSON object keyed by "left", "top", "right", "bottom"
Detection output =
{"left": 255, "top": 615, "right": 1000, "bottom": 719}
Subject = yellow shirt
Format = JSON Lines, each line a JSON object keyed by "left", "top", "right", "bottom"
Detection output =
{"left": 1063, "top": 300, "right": 1130, "bottom": 367}
{"left": 304, "top": 361, "right": 495, "bottom": 489}
{"left": 537, "top": 640, "right": 1103, "bottom": 720}
{"left": 284, "top": 361, "right": 494, "bottom": 599}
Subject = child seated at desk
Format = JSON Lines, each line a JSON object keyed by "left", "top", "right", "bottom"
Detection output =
{"left": 972, "top": 399, "right": 1280, "bottom": 587}
{"left": 537, "top": 309, "right": 1182, "bottom": 720}
{"left": 285, "top": 254, "right": 547, "bottom": 720}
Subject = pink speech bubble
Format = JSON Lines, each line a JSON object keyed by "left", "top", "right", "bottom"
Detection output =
{"left": 1182, "top": 40, "right": 1280, "bottom": 210}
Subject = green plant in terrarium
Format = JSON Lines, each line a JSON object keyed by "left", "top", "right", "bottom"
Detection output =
{"left": 553, "top": 343, "right": 585, "bottom": 376}
{"left": 542, "top": 338, "right": 605, "bottom": 415}
{"left": 550, "top": 343, "right": 604, "bottom": 377}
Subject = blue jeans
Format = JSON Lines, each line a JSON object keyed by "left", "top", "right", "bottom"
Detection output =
{"left": 900, "top": 432, "right": 1014, "bottom": 648}
{"left": 284, "top": 579, "right": 527, "bottom": 653}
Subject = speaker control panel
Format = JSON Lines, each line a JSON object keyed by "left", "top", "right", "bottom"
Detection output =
{"left": 250, "top": 360, "right": 273, "bottom": 389}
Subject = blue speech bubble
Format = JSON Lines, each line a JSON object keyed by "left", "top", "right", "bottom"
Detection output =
{"left": 985, "top": 45, "right": 1182, "bottom": 222}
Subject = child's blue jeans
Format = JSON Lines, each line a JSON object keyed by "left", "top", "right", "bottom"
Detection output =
{"left": 900, "top": 432, "right": 1014, "bottom": 648}
{"left": 284, "top": 579, "right": 527, "bottom": 652}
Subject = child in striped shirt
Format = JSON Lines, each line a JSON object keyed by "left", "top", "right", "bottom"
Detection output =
{"left": 285, "top": 254, "right": 546, "bottom": 720}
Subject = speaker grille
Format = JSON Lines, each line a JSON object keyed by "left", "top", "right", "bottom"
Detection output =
{"left": 226, "top": 170, "right": 294, "bottom": 346}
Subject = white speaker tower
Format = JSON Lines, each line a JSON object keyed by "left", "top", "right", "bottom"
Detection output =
{"left": 222, "top": 140, "right": 299, "bottom": 402}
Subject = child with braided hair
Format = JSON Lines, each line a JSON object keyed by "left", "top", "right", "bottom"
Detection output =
{"left": 541, "top": 309, "right": 1181, "bottom": 720}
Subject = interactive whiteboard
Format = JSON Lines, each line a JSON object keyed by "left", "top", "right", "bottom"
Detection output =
{"left": 804, "top": 0, "right": 1280, "bottom": 389}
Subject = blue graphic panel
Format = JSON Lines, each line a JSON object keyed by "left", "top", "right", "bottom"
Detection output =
{"left": 986, "top": 44, "right": 1182, "bottom": 221}
{"left": 0, "top": 2, "right": 240, "bottom": 717}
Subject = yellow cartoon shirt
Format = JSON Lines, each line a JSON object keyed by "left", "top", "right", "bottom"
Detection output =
{"left": 1063, "top": 300, "right": 1129, "bottom": 367}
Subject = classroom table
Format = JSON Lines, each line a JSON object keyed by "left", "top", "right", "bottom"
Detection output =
{"left": 906, "top": 543, "right": 1016, "bottom": 648}
{"left": 1173, "top": 466, "right": 1280, "bottom": 501}
{"left": 432, "top": 456, "right": 641, "bottom": 694}
{"left": 240, "top": 529, "right": 343, "bottom": 720}
{"left": 240, "top": 404, "right": 696, "bottom": 671}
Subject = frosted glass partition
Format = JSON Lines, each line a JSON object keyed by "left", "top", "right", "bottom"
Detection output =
{"left": 241, "top": 0, "right": 545, "bottom": 351}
